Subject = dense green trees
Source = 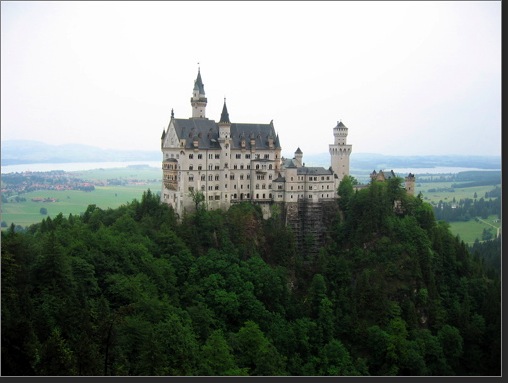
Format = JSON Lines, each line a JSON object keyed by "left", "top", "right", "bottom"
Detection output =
{"left": 1, "top": 186, "right": 501, "bottom": 376}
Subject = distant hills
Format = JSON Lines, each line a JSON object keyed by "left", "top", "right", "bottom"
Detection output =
{"left": 1, "top": 140, "right": 160, "bottom": 165}
{"left": 1, "top": 140, "right": 501, "bottom": 171}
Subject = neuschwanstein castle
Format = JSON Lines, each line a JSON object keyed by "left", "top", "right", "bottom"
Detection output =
{"left": 160, "top": 69, "right": 352, "bottom": 219}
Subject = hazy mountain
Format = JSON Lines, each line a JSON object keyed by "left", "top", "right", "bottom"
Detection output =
{"left": 1, "top": 140, "right": 160, "bottom": 165}
{"left": 1, "top": 140, "right": 501, "bottom": 171}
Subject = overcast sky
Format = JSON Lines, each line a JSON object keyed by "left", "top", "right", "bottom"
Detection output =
{"left": 1, "top": 1, "right": 501, "bottom": 158}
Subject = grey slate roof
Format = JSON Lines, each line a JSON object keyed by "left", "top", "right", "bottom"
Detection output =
{"left": 194, "top": 70, "right": 205, "bottom": 94}
{"left": 297, "top": 167, "right": 333, "bottom": 176}
{"left": 172, "top": 118, "right": 281, "bottom": 150}
{"left": 219, "top": 101, "right": 230, "bottom": 124}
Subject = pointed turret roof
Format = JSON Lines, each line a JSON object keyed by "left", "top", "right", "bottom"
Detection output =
{"left": 295, "top": 147, "right": 303, "bottom": 154}
{"left": 219, "top": 98, "right": 230, "bottom": 124}
{"left": 193, "top": 68, "right": 205, "bottom": 94}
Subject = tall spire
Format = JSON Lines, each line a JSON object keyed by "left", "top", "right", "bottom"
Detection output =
{"left": 219, "top": 98, "right": 230, "bottom": 124}
{"left": 193, "top": 68, "right": 205, "bottom": 95}
{"left": 191, "top": 67, "right": 207, "bottom": 118}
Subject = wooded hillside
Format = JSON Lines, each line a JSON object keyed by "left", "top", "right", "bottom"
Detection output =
{"left": 1, "top": 177, "right": 501, "bottom": 376}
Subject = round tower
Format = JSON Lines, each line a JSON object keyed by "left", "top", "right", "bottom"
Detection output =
{"left": 329, "top": 120, "right": 352, "bottom": 182}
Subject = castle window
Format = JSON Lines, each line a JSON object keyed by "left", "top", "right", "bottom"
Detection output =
{"left": 247, "top": 165, "right": 250, "bottom": 169}
{"left": 201, "top": 185, "right": 205, "bottom": 191}
{"left": 234, "top": 165, "right": 238, "bottom": 169}
{"left": 215, "top": 165, "right": 220, "bottom": 170}
{"left": 198, "top": 165, "right": 202, "bottom": 170}
{"left": 188, "top": 186, "right": 194, "bottom": 191}
{"left": 240, "top": 165, "right": 244, "bottom": 170}
{"left": 247, "top": 175, "right": 250, "bottom": 180}
{"left": 234, "top": 184, "right": 237, "bottom": 189}
{"left": 240, "top": 174, "right": 244, "bottom": 180}
{"left": 215, "top": 175, "right": 220, "bottom": 181}
{"left": 198, "top": 154, "right": 203, "bottom": 159}
{"left": 269, "top": 164, "right": 272, "bottom": 170}
{"left": 256, "top": 184, "right": 259, "bottom": 189}
{"left": 264, "top": 154, "right": 269, "bottom": 159}
{"left": 256, "top": 164, "right": 260, "bottom": 169}
{"left": 215, "top": 154, "right": 220, "bottom": 159}
{"left": 208, "top": 175, "right": 213, "bottom": 181}
{"left": 262, "top": 184, "right": 266, "bottom": 189}
{"left": 209, "top": 165, "right": 213, "bottom": 170}
{"left": 189, "top": 175, "right": 194, "bottom": 181}
{"left": 189, "top": 165, "right": 193, "bottom": 170}
{"left": 269, "top": 175, "right": 272, "bottom": 180}
{"left": 201, "top": 175, "right": 206, "bottom": 181}
{"left": 215, "top": 185, "right": 219, "bottom": 190}
{"left": 230, "top": 174, "right": 235, "bottom": 180}
{"left": 245, "top": 154, "right": 251, "bottom": 159}
{"left": 189, "top": 154, "right": 194, "bottom": 159}
{"left": 215, "top": 195, "right": 220, "bottom": 200}
{"left": 236, "top": 154, "right": 241, "bottom": 159}
{"left": 208, "top": 186, "right": 213, "bottom": 190}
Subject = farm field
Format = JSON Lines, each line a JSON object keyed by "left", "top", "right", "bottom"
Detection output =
{"left": 1, "top": 166, "right": 162, "bottom": 229}
{"left": 415, "top": 182, "right": 500, "bottom": 205}
{"left": 448, "top": 215, "right": 501, "bottom": 245}
{"left": 1, "top": 183, "right": 160, "bottom": 228}
{"left": 415, "top": 179, "right": 501, "bottom": 245}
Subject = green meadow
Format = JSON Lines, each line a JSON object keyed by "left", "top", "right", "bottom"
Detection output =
{"left": 1, "top": 184, "right": 160, "bottom": 228}
{"left": 415, "top": 180, "right": 501, "bottom": 245}
{"left": 1, "top": 166, "right": 161, "bottom": 229}
{"left": 447, "top": 215, "right": 501, "bottom": 245}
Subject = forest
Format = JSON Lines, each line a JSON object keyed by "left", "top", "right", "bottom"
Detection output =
{"left": 1, "top": 176, "right": 501, "bottom": 376}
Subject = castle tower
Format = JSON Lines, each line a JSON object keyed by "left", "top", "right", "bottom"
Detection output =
{"left": 190, "top": 68, "right": 207, "bottom": 118}
{"left": 329, "top": 120, "right": 352, "bottom": 182}
{"left": 218, "top": 98, "right": 231, "bottom": 143}
{"left": 294, "top": 147, "right": 303, "bottom": 167}
{"left": 405, "top": 173, "right": 416, "bottom": 196}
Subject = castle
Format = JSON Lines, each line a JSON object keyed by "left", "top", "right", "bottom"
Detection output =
{"left": 160, "top": 69, "right": 352, "bottom": 219}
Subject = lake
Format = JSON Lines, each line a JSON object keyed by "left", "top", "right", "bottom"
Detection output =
{"left": 1, "top": 161, "right": 162, "bottom": 174}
